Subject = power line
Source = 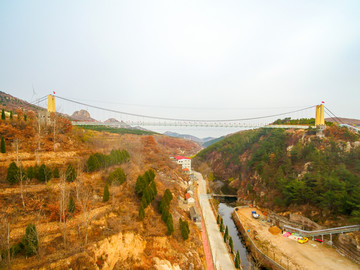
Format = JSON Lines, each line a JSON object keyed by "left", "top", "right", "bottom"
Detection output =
{"left": 55, "top": 95, "right": 315, "bottom": 122}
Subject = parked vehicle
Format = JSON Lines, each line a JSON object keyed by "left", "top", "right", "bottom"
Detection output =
{"left": 314, "top": 238, "right": 323, "bottom": 243}
{"left": 298, "top": 237, "right": 309, "bottom": 244}
{"left": 252, "top": 211, "right": 260, "bottom": 219}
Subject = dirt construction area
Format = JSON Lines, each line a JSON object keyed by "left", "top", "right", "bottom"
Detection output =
{"left": 235, "top": 207, "right": 360, "bottom": 270}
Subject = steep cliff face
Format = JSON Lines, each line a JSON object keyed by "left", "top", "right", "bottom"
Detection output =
{"left": 194, "top": 126, "right": 360, "bottom": 225}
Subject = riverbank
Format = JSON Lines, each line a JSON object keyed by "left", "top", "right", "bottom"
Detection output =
{"left": 218, "top": 203, "right": 252, "bottom": 270}
{"left": 234, "top": 207, "right": 359, "bottom": 270}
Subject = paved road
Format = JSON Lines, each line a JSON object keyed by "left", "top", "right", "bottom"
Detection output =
{"left": 194, "top": 171, "right": 235, "bottom": 270}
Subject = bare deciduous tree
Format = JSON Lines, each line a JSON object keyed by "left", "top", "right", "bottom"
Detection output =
{"left": 59, "top": 174, "right": 68, "bottom": 249}
{"left": 75, "top": 177, "right": 92, "bottom": 245}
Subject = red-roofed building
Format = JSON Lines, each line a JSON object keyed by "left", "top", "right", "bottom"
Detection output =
{"left": 185, "top": 193, "right": 195, "bottom": 204}
{"left": 173, "top": 156, "right": 192, "bottom": 173}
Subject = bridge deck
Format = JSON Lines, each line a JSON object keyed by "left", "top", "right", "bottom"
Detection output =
{"left": 72, "top": 121, "right": 312, "bottom": 129}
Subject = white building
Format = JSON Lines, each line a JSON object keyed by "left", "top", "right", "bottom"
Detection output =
{"left": 173, "top": 156, "right": 192, "bottom": 173}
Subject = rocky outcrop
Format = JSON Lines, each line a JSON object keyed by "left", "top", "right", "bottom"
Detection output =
{"left": 335, "top": 233, "right": 360, "bottom": 264}
{"left": 71, "top": 109, "right": 95, "bottom": 121}
{"left": 104, "top": 118, "right": 120, "bottom": 123}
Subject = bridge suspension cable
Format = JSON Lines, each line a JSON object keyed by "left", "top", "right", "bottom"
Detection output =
{"left": 324, "top": 106, "right": 344, "bottom": 125}
{"left": 54, "top": 95, "right": 316, "bottom": 122}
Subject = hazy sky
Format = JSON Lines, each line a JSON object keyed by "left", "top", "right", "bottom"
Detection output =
{"left": 1, "top": 1, "right": 359, "bottom": 137}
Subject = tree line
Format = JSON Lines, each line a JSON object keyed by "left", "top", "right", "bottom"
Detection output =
{"left": 86, "top": 149, "right": 129, "bottom": 172}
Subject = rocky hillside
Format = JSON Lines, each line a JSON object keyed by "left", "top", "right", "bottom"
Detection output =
{"left": 194, "top": 125, "right": 360, "bottom": 226}
{"left": 0, "top": 109, "right": 205, "bottom": 269}
{"left": 0, "top": 91, "right": 42, "bottom": 113}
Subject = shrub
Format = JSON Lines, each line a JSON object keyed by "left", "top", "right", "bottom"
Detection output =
{"left": 1, "top": 109, "right": 5, "bottom": 120}
{"left": 6, "top": 162, "right": 19, "bottom": 184}
{"left": 107, "top": 167, "right": 126, "bottom": 185}
{"left": 65, "top": 164, "right": 77, "bottom": 182}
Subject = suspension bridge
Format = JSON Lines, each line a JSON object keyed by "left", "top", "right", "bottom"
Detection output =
{"left": 32, "top": 94, "right": 351, "bottom": 131}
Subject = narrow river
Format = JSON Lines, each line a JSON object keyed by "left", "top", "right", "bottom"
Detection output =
{"left": 218, "top": 203, "right": 253, "bottom": 270}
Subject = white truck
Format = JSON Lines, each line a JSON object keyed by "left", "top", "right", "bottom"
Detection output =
{"left": 252, "top": 211, "right": 260, "bottom": 219}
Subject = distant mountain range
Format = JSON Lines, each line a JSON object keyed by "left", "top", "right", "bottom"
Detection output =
{"left": 163, "top": 131, "right": 220, "bottom": 146}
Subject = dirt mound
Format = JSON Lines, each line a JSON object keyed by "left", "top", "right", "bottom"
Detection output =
{"left": 268, "top": 226, "right": 281, "bottom": 235}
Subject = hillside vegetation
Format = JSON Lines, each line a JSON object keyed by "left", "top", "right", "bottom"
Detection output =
{"left": 194, "top": 124, "right": 360, "bottom": 224}
{"left": 0, "top": 100, "right": 204, "bottom": 269}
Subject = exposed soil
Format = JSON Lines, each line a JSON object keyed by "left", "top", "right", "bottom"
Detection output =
{"left": 236, "top": 207, "right": 359, "bottom": 270}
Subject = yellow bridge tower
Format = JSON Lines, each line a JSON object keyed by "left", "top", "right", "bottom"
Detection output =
{"left": 47, "top": 95, "right": 56, "bottom": 113}
{"left": 315, "top": 104, "right": 325, "bottom": 126}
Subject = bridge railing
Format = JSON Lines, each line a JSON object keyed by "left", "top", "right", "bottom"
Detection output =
{"left": 284, "top": 224, "right": 360, "bottom": 237}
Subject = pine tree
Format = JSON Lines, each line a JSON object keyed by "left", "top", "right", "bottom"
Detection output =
{"left": 229, "top": 236, "right": 234, "bottom": 254}
{"left": 235, "top": 250, "right": 241, "bottom": 269}
{"left": 65, "top": 164, "right": 77, "bottom": 182}
{"left": 103, "top": 184, "right": 110, "bottom": 202}
{"left": 27, "top": 166, "right": 34, "bottom": 180}
{"left": 162, "top": 209, "right": 170, "bottom": 223}
{"left": 87, "top": 155, "right": 100, "bottom": 172}
{"left": 68, "top": 196, "right": 75, "bottom": 213}
{"left": 139, "top": 205, "right": 145, "bottom": 220}
{"left": 135, "top": 176, "right": 146, "bottom": 195}
{"left": 6, "top": 162, "right": 19, "bottom": 184}
{"left": 1, "top": 109, "right": 5, "bottom": 120}
{"left": 10, "top": 111, "right": 13, "bottom": 120}
{"left": 53, "top": 167, "right": 60, "bottom": 178}
{"left": 224, "top": 226, "right": 229, "bottom": 242}
{"left": 217, "top": 214, "right": 220, "bottom": 224}
{"left": 164, "top": 189, "right": 173, "bottom": 202}
{"left": 22, "top": 223, "right": 38, "bottom": 256}
{"left": 166, "top": 213, "right": 174, "bottom": 235}
{"left": 180, "top": 218, "right": 190, "bottom": 240}
{"left": 1, "top": 137, "right": 5, "bottom": 153}
{"left": 38, "top": 164, "right": 52, "bottom": 182}
{"left": 220, "top": 218, "right": 224, "bottom": 232}
{"left": 24, "top": 114, "right": 27, "bottom": 121}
